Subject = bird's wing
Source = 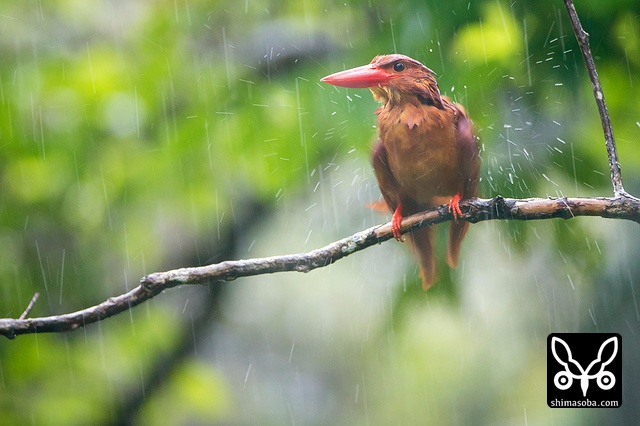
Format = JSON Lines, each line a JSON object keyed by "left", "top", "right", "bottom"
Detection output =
{"left": 447, "top": 105, "right": 480, "bottom": 269}
{"left": 454, "top": 105, "right": 480, "bottom": 200}
{"left": 372, "top": 139, "right": 402, "bottom": 212}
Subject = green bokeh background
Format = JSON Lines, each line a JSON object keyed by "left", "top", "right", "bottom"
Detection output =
{"left": 1, "top": 0, "right": 639, "bottom": 424}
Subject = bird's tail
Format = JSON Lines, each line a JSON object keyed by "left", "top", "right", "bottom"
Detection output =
{"left": 447, "top": 220, "right": 469, "bottom": 269}
{"left": 406, "top": 226, "right": 436, "bottom": 290}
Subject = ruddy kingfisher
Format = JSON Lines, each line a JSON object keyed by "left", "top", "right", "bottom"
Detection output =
{"left": 322, "top": 54, "right": 480, "bottom": 290}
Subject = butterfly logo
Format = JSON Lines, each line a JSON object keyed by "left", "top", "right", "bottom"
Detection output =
{"left": 551, "top": 335, "right": 618, "bottom": 397}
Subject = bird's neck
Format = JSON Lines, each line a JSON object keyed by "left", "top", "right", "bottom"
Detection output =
{"left": 373, "top": 92, "right": 454, "bottom": 131}
{"left": 370, "top": 81, "right": 455, "bottom": 130}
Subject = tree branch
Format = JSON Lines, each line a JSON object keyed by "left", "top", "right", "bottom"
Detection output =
{"left": 563, "top": 0, "right": 629, "bottom": 197}
{"left": 1, "top": 195, "right": 639, "bottom": 339}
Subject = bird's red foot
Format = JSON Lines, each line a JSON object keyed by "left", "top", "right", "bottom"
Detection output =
{"left": 391, "top": 204, "right": 404, "bottom": 241}
{"left": 449, "top": 193, "right": 463, "bottom": 221}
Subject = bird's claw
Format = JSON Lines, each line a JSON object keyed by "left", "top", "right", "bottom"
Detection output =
{"left": 391, "top": 204, "right": 404, "bottom": 242}
{"left": 449, "top": 193, "right": 463, "bottom": 221}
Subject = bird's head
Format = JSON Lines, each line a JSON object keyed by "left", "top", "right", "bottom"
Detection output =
{"left": 321, "top": 54, "right": 444, "bottom": 109}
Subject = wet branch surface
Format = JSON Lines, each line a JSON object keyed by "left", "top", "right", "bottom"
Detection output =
{"left": 1, "top": 0, "right": 638, "bottom": 339}
{"left": 1, "top": 195, "right": 639, "bottom": 339}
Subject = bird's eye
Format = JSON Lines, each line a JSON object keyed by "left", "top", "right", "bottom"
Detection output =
{"left": 393, "top": 62, "right": 405, "bottom": 72}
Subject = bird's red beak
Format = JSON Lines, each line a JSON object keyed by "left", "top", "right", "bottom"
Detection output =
{"left": 321, "top": 64, "right": 395, "bottom": 88}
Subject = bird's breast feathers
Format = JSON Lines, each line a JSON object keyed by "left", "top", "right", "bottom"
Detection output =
{"left": 377, "top": 104, "right": 463, "bottom": 203}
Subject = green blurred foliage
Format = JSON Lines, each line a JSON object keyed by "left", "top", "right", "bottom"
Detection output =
{"left": 1, "top": 0, "right": 639, "bottom": 424}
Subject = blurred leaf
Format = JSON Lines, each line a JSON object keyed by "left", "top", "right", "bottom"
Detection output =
{"left": 453, "top": 2, "right": 523, "bottom": 66}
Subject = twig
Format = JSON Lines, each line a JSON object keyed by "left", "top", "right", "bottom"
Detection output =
{"left": 1, "top": 195, "right": 639, "bottom": 339}
{"left": 563, "top": 0, "right": 631, "bottom": 198}
{"left": 18, "top": 292, "right": 40, "bottom": 320}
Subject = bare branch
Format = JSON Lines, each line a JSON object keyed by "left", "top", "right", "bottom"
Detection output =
{"left": 1, "top": 195, "right": 639, "bottom": 339}
{"left": 563, "top": 0, "right": 631, "bottom": 198}
{"left": 18, "top": 293, "right": 40, "bottom": 320}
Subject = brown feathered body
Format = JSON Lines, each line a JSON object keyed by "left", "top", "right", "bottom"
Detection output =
{"left": 322, "top": 54, "right": 479, "bottom": 289}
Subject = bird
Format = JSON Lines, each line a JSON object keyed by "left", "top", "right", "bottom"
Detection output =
{"left": 321, "top": 54, "right": 479, "bottom": 290}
